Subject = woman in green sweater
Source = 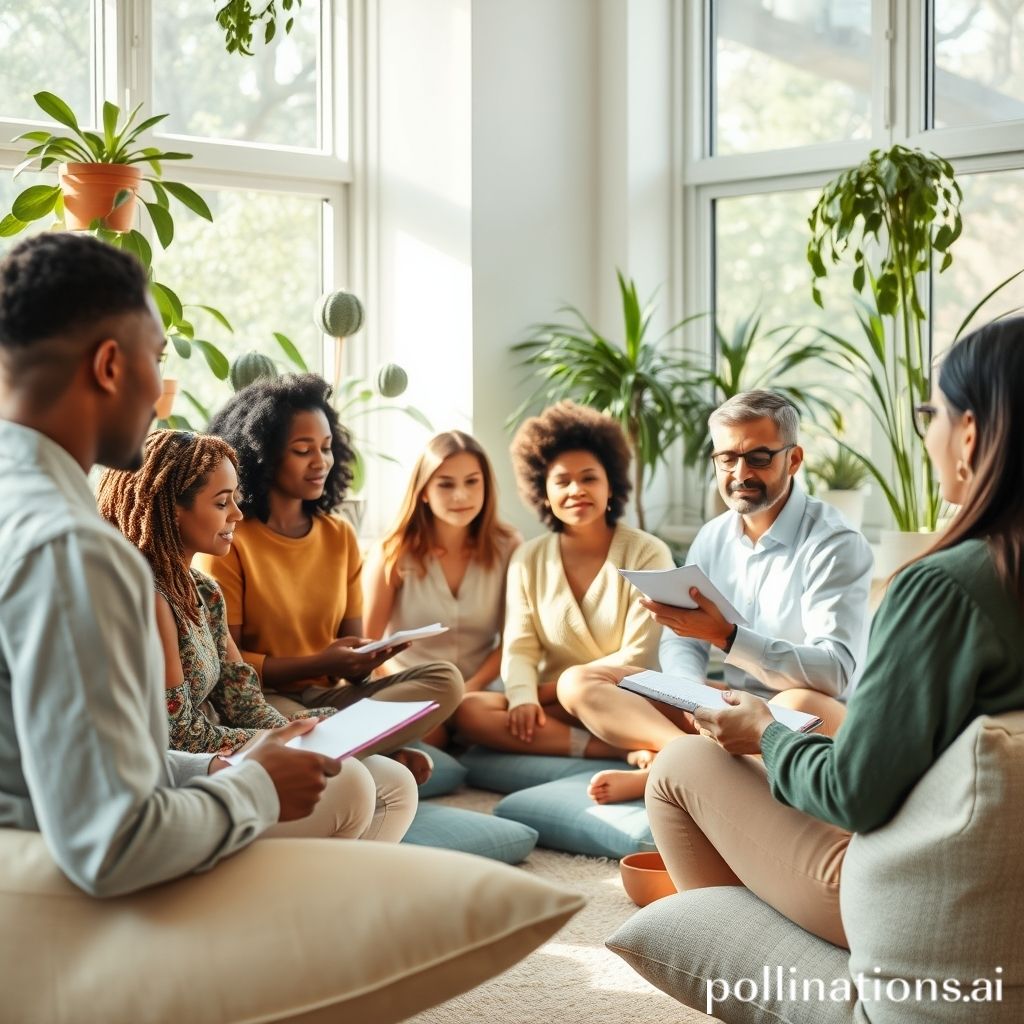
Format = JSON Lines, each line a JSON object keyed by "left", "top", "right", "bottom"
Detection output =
{"left": 645, "top": 318, "right": 1024, "bottom": 948}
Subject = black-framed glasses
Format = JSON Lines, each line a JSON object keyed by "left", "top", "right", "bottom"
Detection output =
{"left": 914, "top": 403, "right": 938, "bottom": 435}
{"left": 709, "top": 444, "right": 795, "bottom": 471}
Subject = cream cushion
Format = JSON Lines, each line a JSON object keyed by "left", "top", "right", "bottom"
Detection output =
{"left": 0, "top": 830, "right": 584, "bottom": 1024}
{"left": 608, "top": 712, "right": 1024, "bottom": 1023}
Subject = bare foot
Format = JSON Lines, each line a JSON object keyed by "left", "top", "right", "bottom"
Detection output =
{"left": 587, "top": 767, "right": 650, "bottom": 804}
{"left": 626, "top": 749, "right": 656, "bottom": 770}
{"left": 390, "top": 747, "right": 434, "bottom": 785}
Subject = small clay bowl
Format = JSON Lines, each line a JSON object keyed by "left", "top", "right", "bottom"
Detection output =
{"left": 619, "top": 851, "right": 677, "bottom": 907}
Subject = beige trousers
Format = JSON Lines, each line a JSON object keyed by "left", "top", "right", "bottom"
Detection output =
{"left": 646, "top": 734, "right": 851, "bottom": 948}
{"left": 265, "top": 754, "right": 417, "bottom": 843}
{"left": 270, "top": 660, "right": 464, "bottom": 756}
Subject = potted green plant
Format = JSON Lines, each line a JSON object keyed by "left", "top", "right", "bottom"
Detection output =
{"left": 508, "top": 271, "right": 702, "bottom": 530}
{"left": 807, "top": 144, "right": 1021, "bottom": 571}
{"left": 215, "top": 0, "right": 303, "bottom": 55}
{"left": 1, "top": 91, "right": 233, "bottom": 407}
{"left": 807, "top": 446, "right": 869, "bottom": 529}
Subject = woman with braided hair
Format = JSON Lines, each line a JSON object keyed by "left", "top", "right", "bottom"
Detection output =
{"left": 97, "top": 429, "right": 418, "bottom": 842}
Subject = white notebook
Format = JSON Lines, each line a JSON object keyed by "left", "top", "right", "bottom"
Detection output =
{"left": 619, "top": 565, "right": 748, "bottom": 626}
{"left": 226, "top": 699, "right": 440, "bottom": 764}
{"left": 354, "top": 623, "right": 449, "bottom": 654}
{"left": 619, "top": 670, "right": 821, "bottom": 733}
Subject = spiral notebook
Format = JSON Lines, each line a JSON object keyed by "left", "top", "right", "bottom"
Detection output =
{"left": 619, "top": 670, "right": 821, "bottom": 733}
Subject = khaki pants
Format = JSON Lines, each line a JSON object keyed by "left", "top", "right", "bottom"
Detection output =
{"left": 265, "top": 754, "right": 417, "bottom": 843}
{"left": 268, "top": 660, "right": 464, "bottom": 756}
{"left": 646, "top": 734, "right": 851, "bottom": 948}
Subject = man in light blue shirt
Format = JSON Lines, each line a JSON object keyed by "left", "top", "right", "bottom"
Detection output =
{"left": 0, "top": 233, "right": 340, "bottom": 896}
{"left": 558, "top": 390, "right": 873, "bottom": 803}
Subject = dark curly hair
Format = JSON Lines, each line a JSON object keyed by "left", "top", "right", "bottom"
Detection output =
{"left": 510, "top": 400, "right": 632, "bottom": 531}
{"left": 206, "top": 373, "right": 356, "bottom": 522}
{"left": 0, "top": 233, "right": 148, "bottom": 362}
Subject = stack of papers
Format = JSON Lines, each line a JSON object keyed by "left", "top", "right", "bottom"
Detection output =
{"left": 354, "top": 623, "right": 449, "bottom": 654}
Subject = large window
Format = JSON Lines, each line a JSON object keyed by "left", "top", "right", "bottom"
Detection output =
{"left": 685, "top": 0, "right": 1024, "bottom": 531}
{"left": 0, "top": 0, "right": 349, "bottom": 430}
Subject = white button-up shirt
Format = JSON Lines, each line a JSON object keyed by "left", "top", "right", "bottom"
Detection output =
{"left": 659, "top": 484, "right": 873, "bottom": 699}
{"left": 0, "top": 421, "right": 278, "bottom": 896}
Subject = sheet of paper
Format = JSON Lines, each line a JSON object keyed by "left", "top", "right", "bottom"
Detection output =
{"left": 226, "top": 699, "right": 439, "bottom": 764}
{"left": 619, "top": 565, "right": 748, "bottom": 625}
{"left": 354, "top": 623, "right": 449, "bottom": 654}
{"left": 620, "top": 670, "right": 820, "bottom": 733}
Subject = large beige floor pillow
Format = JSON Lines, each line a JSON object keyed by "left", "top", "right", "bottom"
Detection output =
{"left": 0, "top": 830, "right": 584, "bottom": 1024}
{"left": 841, "top": 712, "right": 1024, "bottom": 1023}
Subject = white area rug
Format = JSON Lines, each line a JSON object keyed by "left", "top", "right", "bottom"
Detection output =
{"left": 408, "top": 788, "right": 706, "bottom": 1024}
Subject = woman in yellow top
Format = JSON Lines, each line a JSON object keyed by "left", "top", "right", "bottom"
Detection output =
{"left": 363, "top": 431, "right": 521, "bottom": 748}
{"left": 454, "top": 401, "right": 674, "bottom": 758}
{"left": 196, "top": 374, "right": 463, "bottom": 782}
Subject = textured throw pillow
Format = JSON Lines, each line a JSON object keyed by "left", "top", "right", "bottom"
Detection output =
{"left": 402, "top": 802, "right": 539, "bottom": 864}
{"left": 461, "top": 746, "right": 626, "bottom": 794}
{"left": 494, "top": 771, "right": 655, "bottom": 858}
{"left": 0, "top": 828, "right": 582, "bottom": 1024}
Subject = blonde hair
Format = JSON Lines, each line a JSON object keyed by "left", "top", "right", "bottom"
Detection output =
{"left": 380, "top": 431, "right": 515, "bottom": 583}
{"left": 97, "top": 430, "right": 238, "bottom": 624}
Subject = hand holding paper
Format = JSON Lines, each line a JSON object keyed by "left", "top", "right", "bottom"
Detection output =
{"left": 619, "top": 566, "right": 746, "bottom": 624}
{"left": 354, "top": 623, "right": 449, "bottom": 655}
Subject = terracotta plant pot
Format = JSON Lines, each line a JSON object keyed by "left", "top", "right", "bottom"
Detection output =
{"left": 59, "top": 163, "right": 142, "bottom": 232}
{"left": 155, "top": 378, "right": 178, "bottom": 421}
{"left": 619, "top": 851, "right": 677, "bottom": 907}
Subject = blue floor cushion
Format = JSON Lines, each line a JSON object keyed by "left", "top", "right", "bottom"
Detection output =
{"left": 402, "top": 803, "right": 539, "bottom": 864}
{"left": 406, "top": 741, "right": 468, "bottom": 799}
{"left": 494, "top": 771, "right": 655, "bottom": 859}
{"left": 460, "top": 746, "right": 627, "bottom": 794}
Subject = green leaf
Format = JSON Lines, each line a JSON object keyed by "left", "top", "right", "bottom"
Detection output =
{"left": 192, "top": 339, "right": 231, "bottom": 380}
{"left": 111, "top": 188, "right": 134, "bottom": 210}
{"left": 121, "top": 229, "right": 153, "bottom": 269}
{"left": 187, "top": 304, "right": 235, "bottom": 333}
{"left": 265, "top": 18, "right": 276, "bottom": 44}
{"left": 181, "top": 389, "right": 211, "bottom": 421}
{"left": 11, "top": 184, "right": 61, "bottom": 222}
{"left": 151, "top": 281, "right": 184, "bottom": 326}
{"left": 273, "top": 331, "right": 308, "bottom": 370}
{"left": 149, "top": 180, "right": 170, "bottom": 209}
{"left": 161, "top": 181, "right": 213, "bottom": 221}
{"left": 144, "top": 201, "right": 174, "bottom": 248}
{"left": 33, "top": 91, "right": 80, "bottom": 131}
{"left": 102, "top": 100, "right": 118, "bottom": 151}
{"left": 0, "top": 214, "right": 27, "bottom": 237}
{"left": 170, "top": 334, "right": 192, "bottom": 359}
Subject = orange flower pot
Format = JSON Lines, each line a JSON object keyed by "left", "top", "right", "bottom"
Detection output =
{"left": 59, "top": 163, "right": 142, "bottom": 232}
{"left": 155, "top": 377, "right": 177, "bottom": 421}
{"left": 619, "top": 851, "right": 677, "bottom": 907}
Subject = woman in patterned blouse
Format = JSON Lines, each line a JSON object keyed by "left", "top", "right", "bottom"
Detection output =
{"left": 96, "top": 429, "right": 417, "bottom": 842}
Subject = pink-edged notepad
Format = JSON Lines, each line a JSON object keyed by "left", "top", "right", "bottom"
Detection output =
{"left": 226, "top": 699, "right": 439, "bottom": 764}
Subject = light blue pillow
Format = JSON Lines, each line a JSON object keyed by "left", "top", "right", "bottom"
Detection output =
{"left": 460, "top": 746, "right": 627, "bottom": 794}
{"left": 494, "top": 771, "right": 655, "bottom": 859}
{"left": 402, "top": 803, "right": 539, "bottom": 864}
{"left": 406, "top": 741, "right": 468, "bottom": 799}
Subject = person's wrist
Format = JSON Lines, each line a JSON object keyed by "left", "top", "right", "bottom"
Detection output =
{"left": 208, "top": 755, "right": 231, "bottom": 775}
{"left": 721, "top": 624, "right": 738, "bottom": 653}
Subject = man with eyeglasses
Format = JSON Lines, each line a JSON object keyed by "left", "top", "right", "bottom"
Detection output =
{"left": 559, "top": 390, "right": 873, "bottom": 804}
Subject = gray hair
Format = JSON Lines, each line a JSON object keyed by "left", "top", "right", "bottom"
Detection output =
{"left": 708, "top": 390, "right": 799, "bottom": 445}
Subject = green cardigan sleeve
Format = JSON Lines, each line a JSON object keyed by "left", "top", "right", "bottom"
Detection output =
{"left": 760, "top": 558, "right": 1007, "bottom": 833}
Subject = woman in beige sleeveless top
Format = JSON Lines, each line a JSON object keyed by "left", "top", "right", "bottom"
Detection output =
{"left": 363, "top": 431, "right": 521, "bottom": 746}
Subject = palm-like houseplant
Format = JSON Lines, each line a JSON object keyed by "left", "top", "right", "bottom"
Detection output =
{"left": 508, "top": 271, "right": 701, "bottom": 530}
{"left": 1, "top": 91, "right": 232, "bottom": 390}
{"left": 676, "top": 309, "right": 846, "bottom": 469}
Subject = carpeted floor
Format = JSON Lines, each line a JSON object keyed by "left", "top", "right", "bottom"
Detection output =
{"left": 407, "top": 788, "right": 705, "bottom": 1024}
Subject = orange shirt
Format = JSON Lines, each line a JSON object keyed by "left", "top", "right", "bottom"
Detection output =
{"left": 194, "top": 514, "right": 362, "bottom": 688}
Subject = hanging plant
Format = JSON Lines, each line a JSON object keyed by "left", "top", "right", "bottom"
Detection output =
{"left": 214, "top": 0, "right": 303, "bottom": 56}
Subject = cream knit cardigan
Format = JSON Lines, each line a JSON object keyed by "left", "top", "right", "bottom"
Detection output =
{"left": 501, "top": 523, "right": 674, "bottom": 709}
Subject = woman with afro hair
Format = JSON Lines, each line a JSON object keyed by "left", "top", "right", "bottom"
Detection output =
{"left": 453, "top": 401, "right": 673, "bottom": 761}
{"left": 197, "top": 374, "right": 463, "bottom": 784}
{"left": 98, "top": 429, "right": 417, "bottom": 842}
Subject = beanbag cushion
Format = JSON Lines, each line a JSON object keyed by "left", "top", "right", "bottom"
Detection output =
{"left": 460, "top": 746, "right": 626, "bottom": 794}
{"left": 407, "top": 741, "right": 467, "bottom": 799}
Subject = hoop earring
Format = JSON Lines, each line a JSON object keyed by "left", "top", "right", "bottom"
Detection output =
{"left": 606, "top": 502, "right": 612, "bottom": 512}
